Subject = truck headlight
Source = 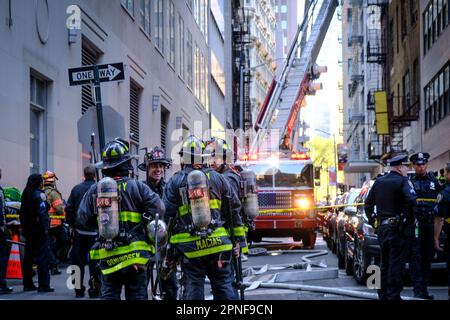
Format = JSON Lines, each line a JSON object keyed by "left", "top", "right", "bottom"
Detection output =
{"left": 295, "top": 198, "right": 310, "bottom": 210}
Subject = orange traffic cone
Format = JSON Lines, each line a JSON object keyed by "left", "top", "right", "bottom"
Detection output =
{"left": 6, "top": 234, "right": 23, "bottom": 279}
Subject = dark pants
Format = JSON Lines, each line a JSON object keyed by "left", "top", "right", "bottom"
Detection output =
{"left": 0, "top": 228, "right": 11, "bottom": 288}
{"left": 70, "top": 231, "right": 99, "bottom": 293}
{"left": 378, "top": 224, "right": 409, "bottom": 300}
{"left": 100, "top": 265, "right": 148, "bottom": 300}
{"left": 22, "top": 229, "right": 50, "bottom": 288}
{"left": 408, "top": 222, "right": 434, "bottom": 296}
{"left": 48, "top": 225, "right": 68, "bottom": 266}
{"left": 181, "top": 253, "right": 238, "bottom": 300}
{"left": 147, "top": 250, "right": 179, "bottom": 300}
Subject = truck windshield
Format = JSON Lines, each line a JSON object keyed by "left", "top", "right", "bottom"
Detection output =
{"left": 244, "top": 162, "right": 314, "bottom": 188}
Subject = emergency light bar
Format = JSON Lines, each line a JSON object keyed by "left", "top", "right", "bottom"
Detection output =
{"left": 291, "top": 152, "right": 310, "bottom": 160}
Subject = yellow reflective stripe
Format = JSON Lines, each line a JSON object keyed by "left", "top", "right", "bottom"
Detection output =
{"left": 178, "top": 199, "right": 222, "bottom": 217}
{"left": 445, "top": 218, "right": 450, "bottom": 224}
{"left": 244, "top": 225, "right": 249, "bottom": 233}
{"left": 90, "top": 241, "right": 152, "bottom": 260}
{"left": 101, "top": 257, "right": 149, "bottom": 275}
{"left": 170, "top": 227, "right": 229, "bottom": 244}
{"left": 416, "top": 198, "right": 437, "bottom": 203}
{"left": 226, "top": 227, "right": 246, "bottom": 237}
{"left": 242, "top": 246, "right": 249, "bottom": 254}
{"left": 111, "top": 149, "right": 118, "bottom": 156}
{"left": 119, "top": 211, "right": 142, "bottom": 223}
{"left": 184, "top": 244, "right": 233, "bottom": 259}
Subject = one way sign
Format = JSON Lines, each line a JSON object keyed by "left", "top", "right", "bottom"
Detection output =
{"left": 68, "top": 63, "right": 125, "bottom": 86}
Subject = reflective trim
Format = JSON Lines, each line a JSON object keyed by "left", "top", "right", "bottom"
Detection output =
{"left": 119, "top": 211, "right": 142, "bottom": 223}
{"left": 101, "top": 257, "right": 149, "bottom": 275}
{"left": 445, "top": 218, "right": 450, "bottom": 224}
{"left": 178, "top": 199, "right": 222, "bottom": 217}
{"left": 226, "top": 227, "right": 246, "bottom": 237}
{"left": 184, "top": 244, "right": 233, "bottom": 259}
{"left": 169, "top": 227, "right": 228, "bottom": 244}
{"left": 90, "top": 241, "right": 152, "bottom": 260}
{"left": 242, "top": 246, "right": 248, "bottom": 254}
{"left": 51, "top": 199, "right": 63, "bottom": 207}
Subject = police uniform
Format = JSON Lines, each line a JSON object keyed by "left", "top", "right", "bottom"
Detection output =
{"left": 19, "top": 174, "right": 53, "bottom": 292}
{"left": 76, "top": 138, "right": 165, "bottom": 300}
{"left": 434, "top": 179, "right": 450, "bottom": 298}
{"left": 364, "top": 154, "right": 417, "bottom": 300}
{"left": 66, "top": 177, "right": 100, "bottom": 298}
{"left": 0, "top": 185, "right": 13, "bottom": 294}
{"left": 408, "top": 152, "right": 440, "bottom": 299}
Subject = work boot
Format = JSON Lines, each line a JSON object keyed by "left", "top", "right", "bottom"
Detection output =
{"left": 23, "top": 285, "right": 37, "bottom": 292}
{"left": 75, "top": 286, "right": 85, "bottom": 298}
{"left": 50, "top": 265, "right": 61, "bottom": 275}
{"left": 414, "top": 292, "right": 434, "bottom": 300}
{"left": 37, "top": 286, "right": 55, "bottom": 293}
{"left": 88, "top": 287, "right": 100, "bottom": 299}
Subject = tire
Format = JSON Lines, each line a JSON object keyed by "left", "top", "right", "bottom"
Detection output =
{"left": 293, "top": 234, "right": 302, "bottom": 242}
{"left": 302, "top": 231, "right": 316, "bottom": 249}
{"left": 344, "top": 240, "right": 354, "bottom": 276}
{"left": 353, "top": 239, "right": 369, "bottom": 285}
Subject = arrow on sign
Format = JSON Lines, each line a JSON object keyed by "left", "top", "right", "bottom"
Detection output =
{"left": 98, "top": 65, "right": 122, "bottom": 81}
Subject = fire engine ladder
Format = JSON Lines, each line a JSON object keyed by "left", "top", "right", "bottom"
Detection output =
{"left": 250, "top": 0, "right": 338, "bottom": 154}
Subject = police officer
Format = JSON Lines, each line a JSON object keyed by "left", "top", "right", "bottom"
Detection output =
{"left": 76, "top": 138, "right": 165, "bottom": 300}
{"left": 0, "top": 168, "right": 13, "bottom": 294}
{"left": 138, "top": 146, "right": 177, "bottom": 300}
{"left": 19, "top": 174, "right": 53, "bottom": 292}
{"left": 365, "top": 154, "right": 417, "bottom": 300}
{"left": 65, "top": 165, "right": 100, "bottom": 298}
{"left": 408, "top": 152, "right": 440, "bottom": 299}
{"left": 42, "top": 171, "right": 66, "bottom": 275}
{"left": 434, "top": 162, "right": 450, "bottom": 300}
{"left": 163, "top": 135, "right": 245, "bottom": 300}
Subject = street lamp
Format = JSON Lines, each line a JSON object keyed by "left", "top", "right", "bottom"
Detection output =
{"left": 315, "top": 128, "right": 338, "bottom": 202}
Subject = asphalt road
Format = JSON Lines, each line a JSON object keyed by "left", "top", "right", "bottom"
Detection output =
{"left": 1, "top": 234, "right": 449, "bottom": 300}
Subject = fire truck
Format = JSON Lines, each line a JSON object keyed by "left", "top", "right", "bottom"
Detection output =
{"left": 234, "top": 0, "right": 338, "bottom": 248}
{"left": 236, "top": 151, "right": 316, "bottom": 248}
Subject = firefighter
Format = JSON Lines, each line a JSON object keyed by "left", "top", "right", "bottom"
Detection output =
{"left": 65, "top": 165, "right": 100, "bottom": 298}
{"left": 408, "top": 152, "right": 441, "bottom": 299}
{"left": 204, "top": 138, "right": 258, "bottom": 258}
{"left": 434, "top": 162, "right": 450, "bottom": 300}
{"left": 42, "top": 171, "right": 66, "bottom": 275}
{"left": 19, "top": 174, "right": 53, "bottom": 292}
{"left": 76, "top": 138, "right": 165, "bottom": 300}
{"left": 365, "top": 154, "right": 417, "bottom": 300}
{"left": 138, "top": 146, "right": 178, "bottom": 300}
{"left": 163, "top": 135, "right": 245, "bottom": 300}
{"left": 0, "top": 168, "right": 13, "bottom": 294}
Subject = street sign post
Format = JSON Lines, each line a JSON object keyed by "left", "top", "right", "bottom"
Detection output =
{"left": 69, "top": 62, "right": 124, "bottom": 150}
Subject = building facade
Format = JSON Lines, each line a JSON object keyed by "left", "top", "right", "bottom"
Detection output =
{"left": 0, "top": 0, "right": 223, "bottom": 197}
{"left": 420, "top": 0, "right": 450, "bottom": 171}
{"left": 274, "top": 0, "right": 298, "bottom": 61}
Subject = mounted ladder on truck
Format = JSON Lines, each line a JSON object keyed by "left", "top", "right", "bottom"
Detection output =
{"left": 250, "top": 0, "right": 338, "bottom": 154}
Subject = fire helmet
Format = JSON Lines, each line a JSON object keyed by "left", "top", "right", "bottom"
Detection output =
{"left": 138, "top": 146, "right": 172, "bottom": 171}
{"left": 179, "top": 135, "right": 205, "bottom": 165}
{"left": 96, "top": 138, "right": 135, "bottom": 170}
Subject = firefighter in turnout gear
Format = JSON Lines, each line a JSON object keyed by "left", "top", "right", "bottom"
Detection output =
{"left": 408, "top": 152, "right": 441, "bottom": 299}
{"left": 163, "top": 135, "right": 245, "bottom": 300}
{"left": 76, "top": 138, "right": 165, "bottom": 300}
{"left": 42, "top": 171, "right": 66, "bottom": 275}
{"left": 138, "top": 146, "right": 178, "bottom": 300}
{"left": 204, "top": 137, "right": 254, "bottom": 257}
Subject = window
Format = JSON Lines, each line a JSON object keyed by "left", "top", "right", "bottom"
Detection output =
{"left": 410, "top": 0, "right": 418, "bottom": 24}
{"left": 281, "top": 5, "right": 287, "bottom": 13}
{"left": 424, "top": 9, "right": 429, "bottom": 54}
{"left": 401, "top": 0, "right": 407, "bottom": 39}
{"left": 425, "top": 60, "right": 450, "bottom": 130}
{"left": 81, "top": 40, "right": 100, "bottom": 114}
{"left": 179, "top": 16, "right": 185, "bottom": 79}
{"left": 396, "top": 6, "right": 400, "bottom": 53}
{"left": 30, "top": 74, "right": 47, "bottom": 174}
{"left": 186, "top": 30, "right": 193, "bottom": 89}
{"left": 169, "top": 1, "right": 176, "bottom": 67}
{"left": 121, "top": 0, "right": 134, "bottom": 16}
{"left": 139, "top": 0, "right": 151, "bottom": 36}
{"left": 161, "top": 110, "right": 169, "bottom": 151}
{"left": 194, "top": 43, "right": 200, "bottom": 99}
{"left": 347, "top": 8, "right": 352, "bottom": 23}
{"left": 402, "top": 70, "right": 410, "bottom": 112}
{"left": 281, "top": 20, "right": 287, "bottom": 29}
{"left": 130, "top": 81, "right": 141, "bottom": 173}
{"left": 155, "top": 0, "right": 164, "bottom": 52}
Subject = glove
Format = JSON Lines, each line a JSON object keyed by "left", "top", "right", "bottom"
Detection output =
{"left": 233, "top": 242, "right": 240, "bottom": 258}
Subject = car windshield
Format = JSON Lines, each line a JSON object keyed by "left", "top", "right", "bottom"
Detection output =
{"left": 242, "top": 162, "right": 313, "bottom": 188}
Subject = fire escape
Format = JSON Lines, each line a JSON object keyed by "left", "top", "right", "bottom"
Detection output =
{"left": 232, "top": 0, "right": 251, "bottom": 132}
{"left": 366, "top": 0, "right": 389, "bottom": 159}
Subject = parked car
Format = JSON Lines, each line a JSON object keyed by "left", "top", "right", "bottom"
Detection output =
{"left": 343, "top": 179, "right": 447, "bottom": 284}
{"left": 325, "top": 194, "right": 348, "bottom": 254}
{"left": 335, "top": 188, "right": 361, "bottom": 269}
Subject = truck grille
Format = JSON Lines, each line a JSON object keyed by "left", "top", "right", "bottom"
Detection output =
{"left": 258, "top": 191, "right": 292, "bottom": 209}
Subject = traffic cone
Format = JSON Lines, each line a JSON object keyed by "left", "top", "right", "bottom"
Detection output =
{"left": 6, "top": 234, "right": 23, "bottom": 279}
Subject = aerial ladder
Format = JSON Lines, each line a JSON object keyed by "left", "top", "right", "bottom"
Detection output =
{"left": 250, "top": 0, "right": 338, "bottom": 154}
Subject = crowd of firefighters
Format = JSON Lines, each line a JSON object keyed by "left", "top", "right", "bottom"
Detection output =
{"left": 0, "top": 135, "right": 258, "bottom": 300}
